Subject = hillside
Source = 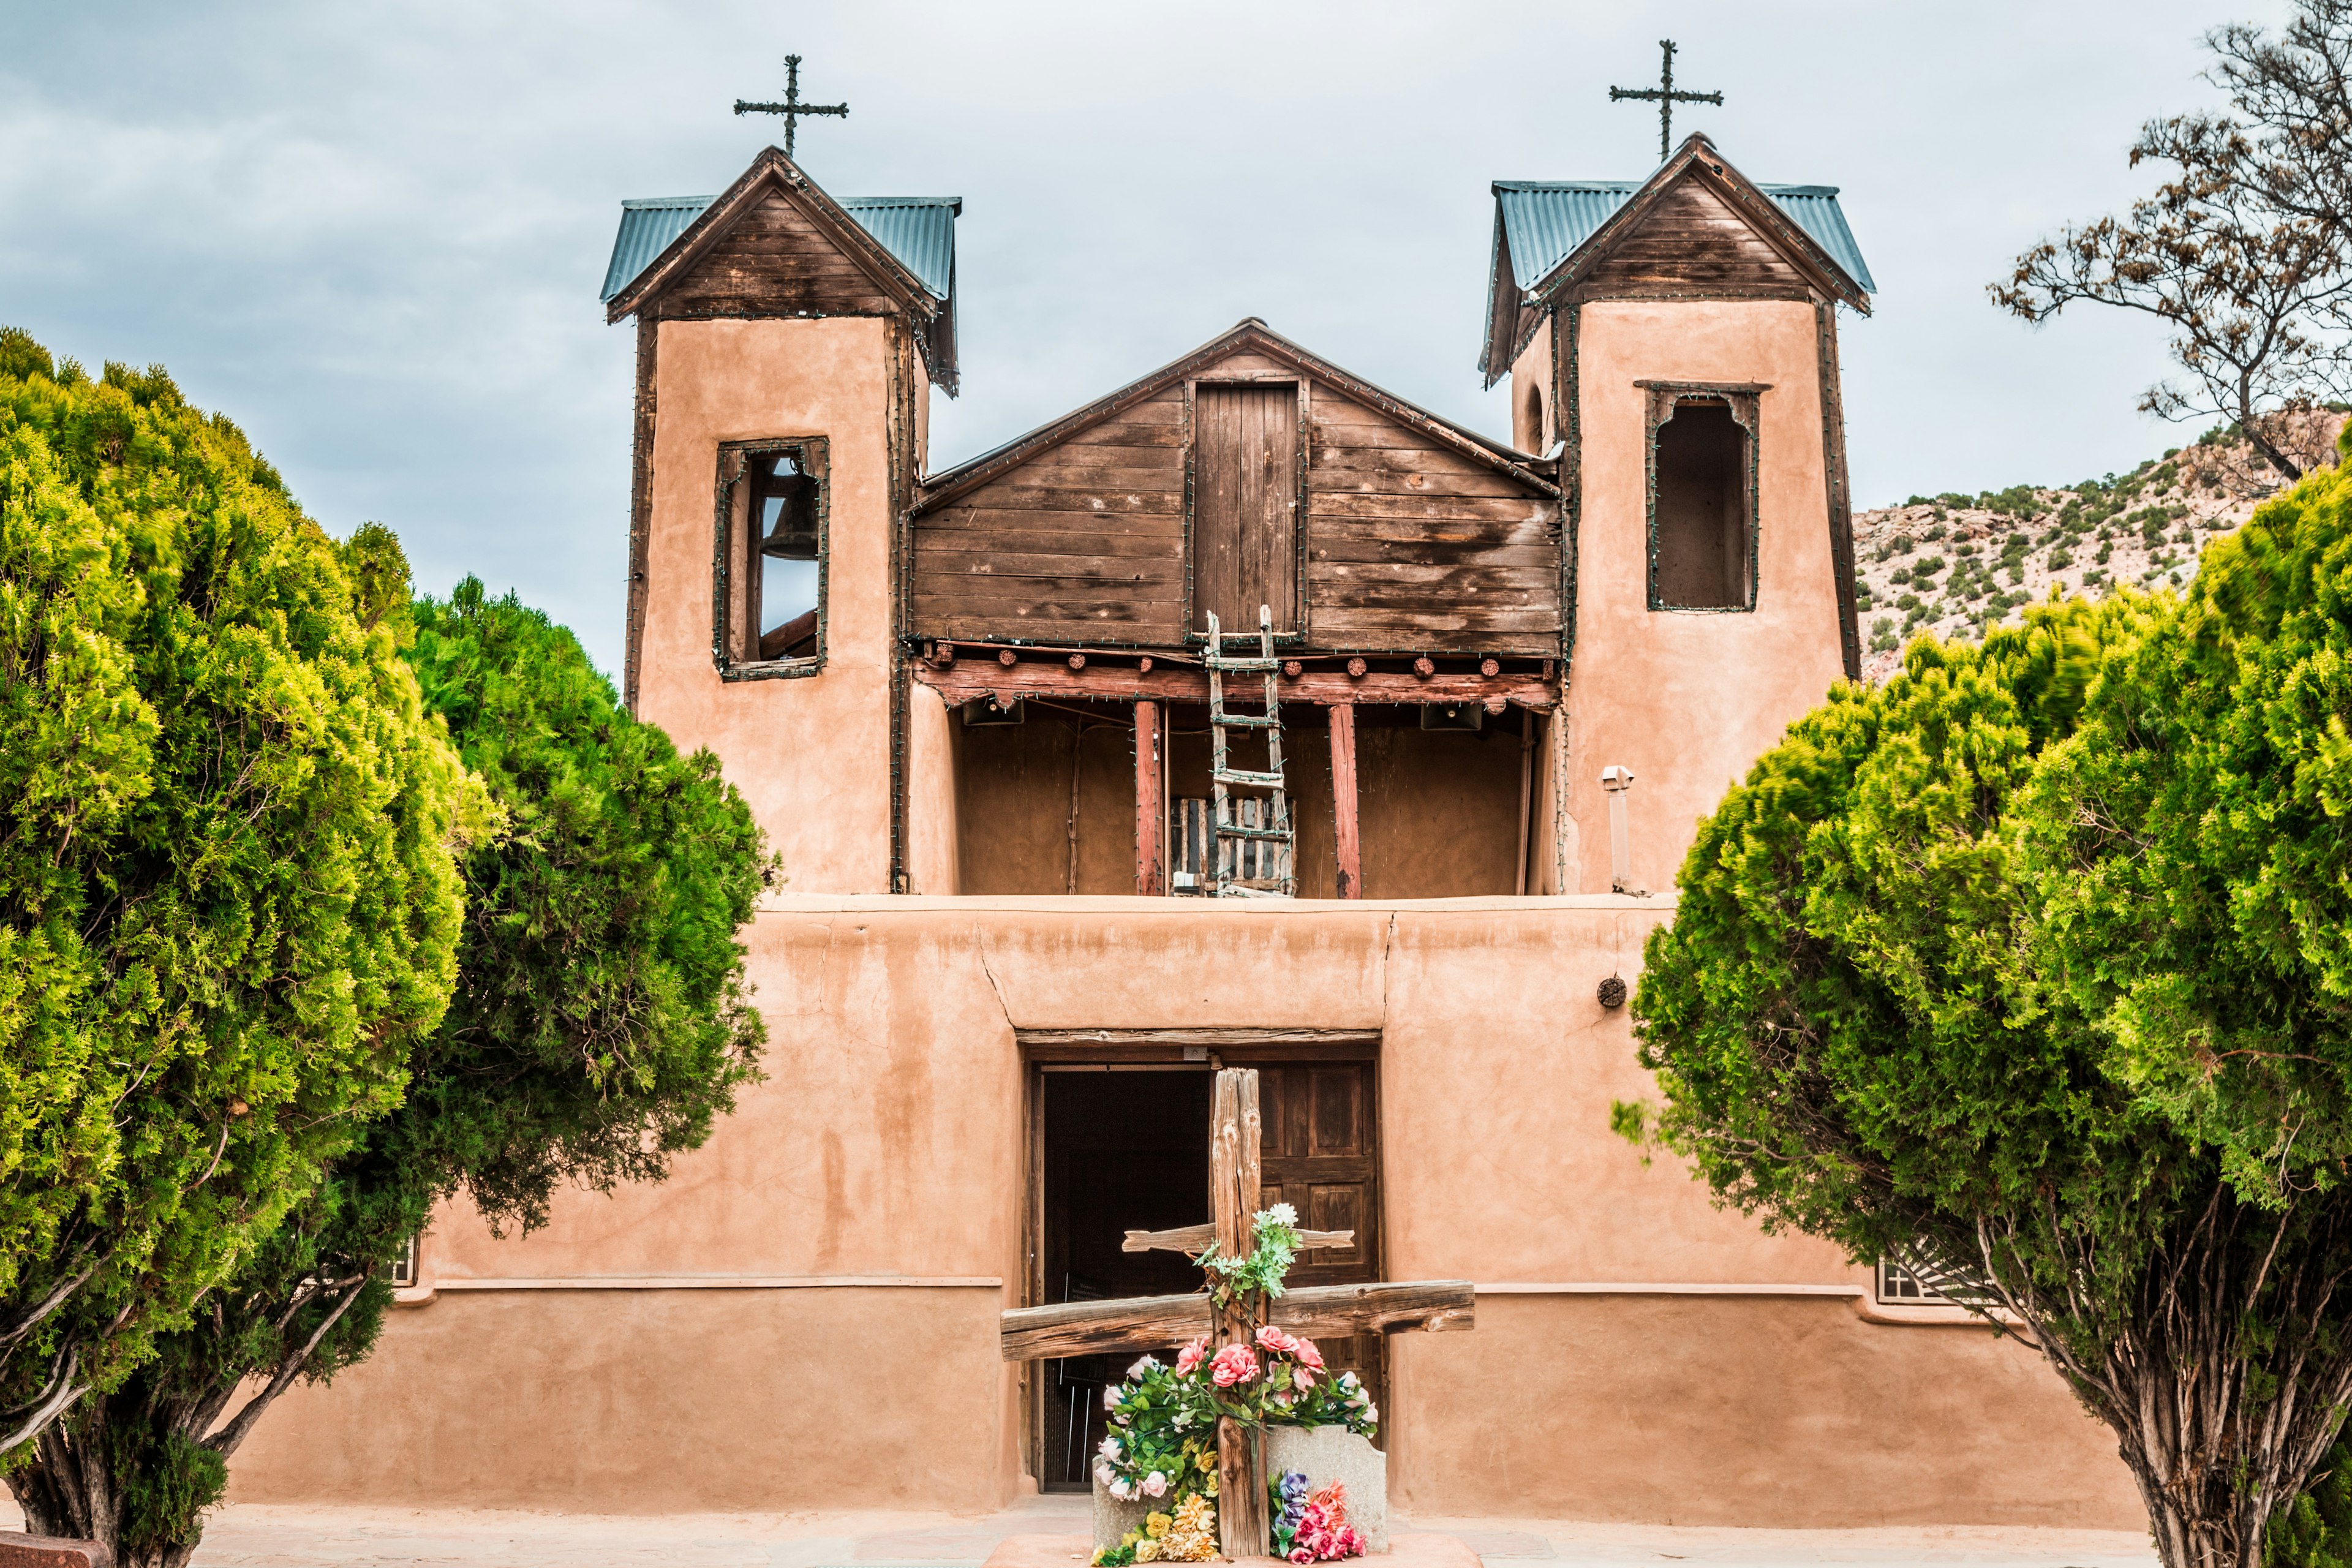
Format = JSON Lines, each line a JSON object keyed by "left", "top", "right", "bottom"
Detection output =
{"left": 1851, "top": 409, "right": 2350, "bottom": 684}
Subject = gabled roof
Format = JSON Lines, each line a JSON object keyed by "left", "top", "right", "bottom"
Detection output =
{"left": 601, "top": 147, "right": 960, "bottom": 391}
{"left": 599, "top": 194, "right": 960, "bottom": 303}
{"left": 1479, "top": 134, "right": 1874, "bottom": 385}
{"left": 918, "top": 318, "right": 1558, "bottom": 515}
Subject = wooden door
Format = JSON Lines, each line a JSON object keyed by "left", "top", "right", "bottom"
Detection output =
{"left": 1256, "top": 1061, "right": 1385, "bottom": 1433}
{"left": 1192, "top": 382, "right": 1300, "bottom": 637}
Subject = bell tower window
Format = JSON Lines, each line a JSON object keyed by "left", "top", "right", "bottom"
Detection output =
{"left": 715, "top": 437, "right": 829, "bottom": 678}
{"left": 1642, "top": 383, "right": 1761, "bottom": 612}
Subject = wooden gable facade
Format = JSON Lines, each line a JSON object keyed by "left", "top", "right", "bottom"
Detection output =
{"left": 911, "top": 323, "right": 1564, "bottom": 656}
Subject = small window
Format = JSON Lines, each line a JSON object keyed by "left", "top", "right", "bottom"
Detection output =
{"left": 715, "top": 438, "right": 829, "bottom": 678}
{"left": 1875, "top": 1258, "right": 1942, "bottom": 1303}
{"left": 390, "top": 1235, "right": 420, "bottom": 1289}
{"left": 1517, "top": 379, "right": 1545, "bottom": 454}
{"left": 1646, "top": 389, "right": 1757, "bottom": 611}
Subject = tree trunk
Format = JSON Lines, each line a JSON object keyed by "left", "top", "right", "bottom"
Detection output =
{"left": 6, "top": 1389, "right": 217, "bottom": 1568}
{"left": 1984, "top": 1188, "right": 2352, "bottom": 1568}
{"left": 7, "top": 1394, "right": 121, "bottom": 1564}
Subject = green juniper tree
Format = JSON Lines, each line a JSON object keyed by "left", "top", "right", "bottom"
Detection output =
{"left": 5, "top": 574, "right": 771, "bottom": 1567}
{"left": 1627, "top": 426, "right": 2352, "bottom": 1568}
{"left": 0, "top": 330, "right": 471, "bottom": 1458}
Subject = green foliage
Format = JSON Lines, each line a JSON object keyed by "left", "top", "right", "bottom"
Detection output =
{"left": 2032, "top": 451, "right": 2352, "bottom": 1195}
{"left": 2270, "top": 1440, "right": 2352, "bottom": 1568}
{"left": 0, "top": 333, "right": 468, "bottom": 1444}
{"left": 7, "top": 574, "right": 772, "bottom": 1564}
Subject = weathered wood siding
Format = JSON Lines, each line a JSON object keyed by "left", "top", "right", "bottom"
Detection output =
{"left": 912, "top": 385, "right": 1190, "bottom": 643}
{"left": 1578, "top": 178, "right": 1808, "bottom": 298}
{"left": 656, "top": 190, "right": 903, "bottom": 320}
{"left": 910, "top": 349, "right": 1562, "bottom": 652}
{"left": 1305, "top": 384, "right": 1560, "bottom": 652}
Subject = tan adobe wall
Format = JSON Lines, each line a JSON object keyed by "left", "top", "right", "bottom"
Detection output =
{"left": 232, "top": 897, "right": 2137, "bottom": 1527}
{"left": 637, "top": 316, "right": 900, "bottom": 893}
{"left": 1562, "top": 299, "right": 1849, "bottom": 894}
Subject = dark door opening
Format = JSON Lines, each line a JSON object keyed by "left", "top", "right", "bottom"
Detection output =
{"left": 1650, "top": 396, "right": 1753, "bottom": 610}
{"left": 1039, "top": 1071, "right": 1212, "bottom": 1491}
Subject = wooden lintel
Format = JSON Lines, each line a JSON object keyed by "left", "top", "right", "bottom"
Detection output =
{"left": 916, "top": 662, "right": 1555, "bottom": 712}
{"left": 998, "top": 1279, "right": 1477, "bottom": 1361}
{"left": 1122, "top": 1223, "right": 1355, "bottom": 1254}
{"left": 1019, "top": 1028, "right": 1381, "bottom": 1050}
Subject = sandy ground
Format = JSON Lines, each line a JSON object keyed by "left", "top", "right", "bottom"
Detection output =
{"left": 4, "top": 1495, "right": 2159, "bottom": 1568}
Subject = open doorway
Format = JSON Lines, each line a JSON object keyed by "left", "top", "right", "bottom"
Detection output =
{"left": 1031, "top": 1058, "right": 1389, "bottom": 1491}
{"left": 1039, "top": 1071, "right": 1212, "bottom": 1491}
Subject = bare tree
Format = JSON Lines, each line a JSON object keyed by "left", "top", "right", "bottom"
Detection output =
{"left": 1991, "top": 1, "right": 2352, "bottom": 482}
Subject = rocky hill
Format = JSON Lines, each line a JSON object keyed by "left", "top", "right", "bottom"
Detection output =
{"left": 1851, "top": 409, "right": 2350, "bottom": 684}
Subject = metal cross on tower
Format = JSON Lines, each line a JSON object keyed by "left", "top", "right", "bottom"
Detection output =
{"left": 1609, "top": 39, "right": 1724, "bottom": 164}
{"left": 733, "top": 54, "right": 848, "bottom": 160}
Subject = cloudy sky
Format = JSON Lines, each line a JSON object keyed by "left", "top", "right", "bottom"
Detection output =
{"left": 0, "top": 0, "right": 2282, "bottom": 676}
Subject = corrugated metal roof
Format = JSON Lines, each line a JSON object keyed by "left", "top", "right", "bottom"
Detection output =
{"left": 598, "top": 194, "right": 960, "bottom": 303}
{"left": 1493, "top": 179, "right": 1875, "bottom": 296}
{"left": 600, "top": 197, "right": 716, "bottom": 303}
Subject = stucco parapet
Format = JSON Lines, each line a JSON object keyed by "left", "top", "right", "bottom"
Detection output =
{"left": 755, "top": 892, "right": 1678, "bottom": 916}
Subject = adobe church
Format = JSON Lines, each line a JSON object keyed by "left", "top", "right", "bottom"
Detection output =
{"left": 235, "top": 131, "right": 2145, "bottom": 1526}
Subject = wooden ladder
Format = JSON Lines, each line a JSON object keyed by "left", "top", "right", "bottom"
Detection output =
{"left": 1204, "top": 606, "right": 1295, "bottom": 897}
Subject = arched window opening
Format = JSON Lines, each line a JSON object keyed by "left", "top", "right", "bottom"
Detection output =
{"left": 1517, "top": 379, "right": 1545, "bottom": 454}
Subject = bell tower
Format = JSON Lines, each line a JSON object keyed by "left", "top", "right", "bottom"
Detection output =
{"left": 601, "top": 149, "right": 959, "bottom": 892}
{"left": 1481, "top": 134, "right": 1875, "bottom": 893}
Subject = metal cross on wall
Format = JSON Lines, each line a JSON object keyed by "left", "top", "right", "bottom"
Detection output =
{"left": 733, "top": 53, "right": 848, "bottom": 160}
{"left": 998, "top": 1068, "right": 1476, "bottom": 1558}
{"left": 1609, "top": 39, "right": 1724, "bottom": 164}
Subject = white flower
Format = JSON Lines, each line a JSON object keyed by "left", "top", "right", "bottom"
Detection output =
{"left": 1262, "top": 1202, "right": 1298, "bottom": 1227}
{"left": 1111, "top": 1477, "right": 1137, "bottom": 1501}
{"left": 1128, "top": 1355, "right": 1162, "bottom": 1379}
{"left": 1095, "top": 1464, "right": 1115, "bottom": 1488}
{"left": 1142, "top": 1471, "right": 1169, "bottom": 1498}
{"left": 1338, "top": 1371, "right": 1359, "bottom": 1389}
{"left": 1363, "top": 1404, "right": 1379, "bottom": 1423}
{"left": 1104, "top": 1387, "right": 1121, "bottom": 1412}
{"left": 1099, "top": 1436, "right": 1122, "bottom": 1460}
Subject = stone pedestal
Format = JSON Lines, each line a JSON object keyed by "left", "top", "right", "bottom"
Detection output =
{"left": 1265, "top": 1424, "right": 1387, "bottom": 1553}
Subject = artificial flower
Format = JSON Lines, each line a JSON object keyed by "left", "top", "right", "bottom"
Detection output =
{"left": 1255, "top": 1325, "right": 1299, "bottom": 1356}
{"left": 1129, "top": 1355, "right": 1162, "bottom": 1379}
{"left": 1291, "top": 1337, "right": 1325, "bottom": 1371}
{"left": 1210, "top": 1344, "right": 1259, "bottom": 1387}
{"left": 1100, "top": 1436, "right": 1122, "bottom": 1460}
{"left": 1295, "top": 1366, "right": 1316, "bottom": 1392}
{"left": 1174, "top": 1336, "right": 1209, "bottom": 1376}
{"left": 1144, "top": 1512, "right": 1172, "bottom": 1538}
{"left": 1142, "top": 1471, "right": 1169, "bottom": 1498}
{"left": 1264, "top": 1202, "right": 1298, "bottom": 1226}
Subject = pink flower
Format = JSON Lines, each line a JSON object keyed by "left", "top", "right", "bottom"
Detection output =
{"left": 1290, "top": 1336, "right": 1325, "bottom": 1372}
{"left": 1174, "top": 1336, "right": 1209, "bottom": 1376}
{"left": 1255, "top": 1325, "right": 1298, "bottom": 1356}
{"left": 1210, "top": 1344, "right": 1260, "bottom": 1387}
{"left": 1289, "top": 1551, "right": 1314, "bottom": 1565}
{"left": 1294, "top": 1366, "right": 1315, "bottom": 1392}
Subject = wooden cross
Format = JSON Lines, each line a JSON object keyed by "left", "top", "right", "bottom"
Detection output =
{"left": 1608, "top": 40, "right": 1724, "bottom": 164}
{"left": 733, "top": 54, "right": 849, "bottom": 161}
{"left": 1000, "top": 1069, "right": 1474, "bottom": 1559}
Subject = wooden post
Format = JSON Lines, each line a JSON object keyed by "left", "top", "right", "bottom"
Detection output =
{"left": 1135, "top": 699, "right": 1165, "bottom": 895}
{"left": 1329, "top": 703, "right": 1361, "bottom": 899}
{"left": 1211, "top": 1069, "right": 1270, "bottom": 1558}
{"left": 1515, "top": 707, "right": 1534, "bottom": 897}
